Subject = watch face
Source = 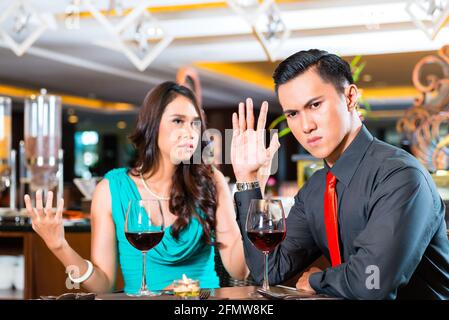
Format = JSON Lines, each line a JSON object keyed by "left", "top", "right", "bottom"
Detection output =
{"left": 237, "top": 183, "right": 246, "bottom": 191}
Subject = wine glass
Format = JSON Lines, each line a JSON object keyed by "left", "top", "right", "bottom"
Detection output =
{"left": 246, "top": 199, "right": 286, "bottom": 293}
{"left": 125, "top": 199, "right": 165, "bottom": 296}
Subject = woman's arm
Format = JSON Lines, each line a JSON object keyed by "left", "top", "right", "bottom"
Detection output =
{"left": 24, "top": 179, "right": 117, "bottom": 293}
{"left": 213, "top": 168, "right": 250, "bottom": 280}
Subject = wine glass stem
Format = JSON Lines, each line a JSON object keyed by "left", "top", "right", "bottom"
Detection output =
{"left": 263, "top": 252, "right": 269, "bottom": 291}
{"left": 140, "top": 252, "right": 148, "bottom": 293}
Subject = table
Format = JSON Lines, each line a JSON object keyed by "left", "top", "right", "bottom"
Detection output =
{"left": 97, "top": 286, "right": 262, "bottom": 300}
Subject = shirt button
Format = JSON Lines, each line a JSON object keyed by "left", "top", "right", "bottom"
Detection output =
{"left": 237, "top": 201, "right": 242, "bottom": 206}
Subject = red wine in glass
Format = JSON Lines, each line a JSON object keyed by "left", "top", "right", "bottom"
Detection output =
{"left": 246, "top": 199, "right": 286, "bottom": 293}
{"left": 247, "top": 230, "right": 286, "bottom": 252}
{"left": 125, "top": 231, "right": 165, "bottom": 252}
{"left": 125, "top": 199, "right": 165, "bottom": 296}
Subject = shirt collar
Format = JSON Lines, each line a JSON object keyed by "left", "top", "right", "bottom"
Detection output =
{"left": 324, "top": 125, "right": 374, "bottom": 187}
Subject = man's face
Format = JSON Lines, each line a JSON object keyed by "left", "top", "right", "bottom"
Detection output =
{"left": 278, "top": 68, "right": 355, "bottom": 162}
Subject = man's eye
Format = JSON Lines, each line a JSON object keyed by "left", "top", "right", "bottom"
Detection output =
{"left": 286, "top": 112, "right": 297, "bottom": 119}
{"left": 311, "top": 102, "right": 321, "bottom": 109}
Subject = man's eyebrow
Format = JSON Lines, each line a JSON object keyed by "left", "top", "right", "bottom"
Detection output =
{"left": 283, "top": 95, "right": 324, "bottom": 114}
{"left": 302, "top": 95, "right": 324, "bottom": 108}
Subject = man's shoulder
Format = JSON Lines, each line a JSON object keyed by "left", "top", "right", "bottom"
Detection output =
{"left": 367, "top": 139, "right": 428, "bottom": 177}
{"left": 364, "top": 140, "right": 439, "bottom": 204}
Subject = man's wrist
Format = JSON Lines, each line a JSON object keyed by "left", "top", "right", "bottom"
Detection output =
{"left": 309, "top": 271, "right": 323, "bottom": 293}
{"left": 236, "top": 181, "right": 260, "bottom": 192}
{"left": 235, "top": 172, "right": 258, "bottom": 183}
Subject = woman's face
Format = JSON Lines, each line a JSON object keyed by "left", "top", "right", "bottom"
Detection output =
{"left": 158, "top": 95, "right": 202, "bottom": 164}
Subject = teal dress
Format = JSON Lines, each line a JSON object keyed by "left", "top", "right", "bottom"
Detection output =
{"left": 104, "top": 168, "right": 220, "bottom": 294}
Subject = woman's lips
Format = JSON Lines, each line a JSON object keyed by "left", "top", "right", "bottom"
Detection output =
{"left": 178, "top": 143, "right": 194, "bottom": 149}
{"left": 307, "top": 137, "right": 322, "bottom": 146}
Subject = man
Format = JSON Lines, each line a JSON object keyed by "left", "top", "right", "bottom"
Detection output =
{"left": 230, "top": 49, "right": 449, "bottom": 299}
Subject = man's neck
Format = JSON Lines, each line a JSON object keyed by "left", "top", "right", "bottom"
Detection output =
{"left": 325, "top": 122, "right": 363, "bottom": 168}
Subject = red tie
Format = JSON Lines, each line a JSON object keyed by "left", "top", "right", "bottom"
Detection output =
{"left": 324, "top": 172, "right": 342, "bottom": 267}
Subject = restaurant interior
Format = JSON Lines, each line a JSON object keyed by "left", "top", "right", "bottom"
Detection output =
{"left": 0, "top": 0, "right": 448, "bottom": 300}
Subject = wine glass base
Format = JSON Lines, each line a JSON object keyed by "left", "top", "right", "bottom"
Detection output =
{"left": 248, "top": 291, "right": 264, "bottom": 299}
{"left": 248, "top": 286, "right": 271, "bottom": 299}
{"left": 126, "top": 290, "right": 163, "bottom": 297}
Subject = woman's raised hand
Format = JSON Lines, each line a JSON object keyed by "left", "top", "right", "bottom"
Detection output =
{"left": 24, "top": 190, "right": 67, "bottom": 251}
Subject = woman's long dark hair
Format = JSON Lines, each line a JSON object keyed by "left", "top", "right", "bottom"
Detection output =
{"left": 129, "top": 81, "right": 217, "bottom": 246}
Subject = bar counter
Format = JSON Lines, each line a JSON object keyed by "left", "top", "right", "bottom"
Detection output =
{"left": 0, "top": 215, "right": 92, "bottom": 300}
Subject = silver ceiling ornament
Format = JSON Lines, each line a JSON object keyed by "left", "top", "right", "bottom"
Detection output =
{"left": 0, "top": 0, "right": 52, "bottom": 56}
{"left": 227, "top": 0, "right": 290, "bottom": 62}
{"left": 108, "top": 0, "right": 126, "bottom": 17}
{"left": 252, "top": 2, "right": 290, "bottom": 62}
{"left": 226, "top": 0, "right": 274, "bottom": 25}
{"left": 406, "top": 0, "right": 449, "bottom": 40}
{"left": 84, "top": 0, "right": 173, "bottom": 71}
{"left": 114, "top": 8, "right": 173, "bottom": 72}
{"left": 65, "top": 0, "right": 81, "bottom": 30}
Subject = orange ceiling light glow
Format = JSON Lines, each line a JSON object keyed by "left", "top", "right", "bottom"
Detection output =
{"left": 0, "top": 84, "right": 135, "bottom": 111}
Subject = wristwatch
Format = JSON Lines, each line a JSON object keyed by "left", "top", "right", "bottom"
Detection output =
{"left": 236, "top": 181, "right": 260, "bottom": 192}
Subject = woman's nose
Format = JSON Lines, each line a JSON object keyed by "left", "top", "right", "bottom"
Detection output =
{"left": 182, "top": 123, "right": 195, "bottom": 139}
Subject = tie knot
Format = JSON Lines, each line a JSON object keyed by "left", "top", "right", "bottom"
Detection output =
{"left": 327, "top": 172, "right": 337, "bottom": 187}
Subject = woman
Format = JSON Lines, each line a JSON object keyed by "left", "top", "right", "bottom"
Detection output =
{"left": 24, "top": 81, "right": 279, "bottom": 294}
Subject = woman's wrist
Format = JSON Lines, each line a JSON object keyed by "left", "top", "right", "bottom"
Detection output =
{"left": 49, "top": 238, "right": 69, "bottom": 253}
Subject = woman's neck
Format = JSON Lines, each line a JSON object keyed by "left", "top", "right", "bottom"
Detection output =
{"left": 141, "top": 154, "right": 176, "bottom": 196}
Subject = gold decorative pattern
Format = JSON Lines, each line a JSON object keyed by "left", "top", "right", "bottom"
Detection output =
{"left": 397, "top": 45, "right": 449, "bottom": 171}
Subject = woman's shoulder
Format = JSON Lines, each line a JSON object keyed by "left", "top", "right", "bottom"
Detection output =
{"left": 103, "top": 167, "right": 130, "bottom": 181}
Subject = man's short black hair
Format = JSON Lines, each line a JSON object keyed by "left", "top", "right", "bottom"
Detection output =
{"left": 273, "top": 49, "right": 354, "bottom": 94}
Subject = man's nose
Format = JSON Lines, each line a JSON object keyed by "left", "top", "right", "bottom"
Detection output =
{"left": 300, "top": 112, "right": 316, "bottom": 134}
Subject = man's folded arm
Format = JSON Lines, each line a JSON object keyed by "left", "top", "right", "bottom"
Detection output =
{"left": 309, "top": 167, "right": 442, "bottom": 299}
{"left": 234, "top": 187, "right": 320, "bottom": 285}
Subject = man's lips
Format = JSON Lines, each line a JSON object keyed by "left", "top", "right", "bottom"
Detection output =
{"left": 307, "top": 137, "right": 322, "bottom": 145}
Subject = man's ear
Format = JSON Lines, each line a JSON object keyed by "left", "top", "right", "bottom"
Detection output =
{"left": 344, "top": 84, "right": 359, "bottom": 112}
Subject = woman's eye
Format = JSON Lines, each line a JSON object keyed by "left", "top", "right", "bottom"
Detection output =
{"left": 192, "top": 120, "right": 202, "bottom": 128}
{"left": 173, "top": 119, "right": 183, "bottom": 124}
